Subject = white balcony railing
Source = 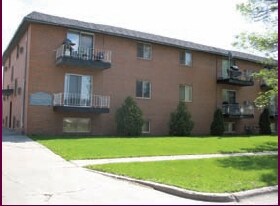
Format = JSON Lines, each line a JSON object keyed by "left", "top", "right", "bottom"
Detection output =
{"left": 56, "top": 45, "right": 112, "bottom": 63}
{"left": 53, "top": 93, "right": 110, "bottom": 108}
{"left": 221, "top": 103, "right": 254, "bottom": 116}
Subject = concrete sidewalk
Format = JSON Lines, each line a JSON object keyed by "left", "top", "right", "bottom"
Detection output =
{"left": 2, "top": 130, "right": 278, "bottom": 205}
{"left": 2, "top": 132, "right": 233, "bottom": 205}
{"left": 71, "top": 151, "right": 278, "bottom": 167}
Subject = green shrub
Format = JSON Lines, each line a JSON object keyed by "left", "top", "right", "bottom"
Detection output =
{"left": 259, "top": 108, "right": 271, "bottom": 134}
{"left": 169, "top": 102, "right": 194, "bottom": 136}
{"left": 115, "top": 96, "right": 144, "bottom": 136}
{"left": 210, "top": 109, "right": 225, "bottom": 136}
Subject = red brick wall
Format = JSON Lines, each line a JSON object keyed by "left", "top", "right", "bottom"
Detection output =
{"left": 4, "top": 23, "right": 264, "bottom": 135}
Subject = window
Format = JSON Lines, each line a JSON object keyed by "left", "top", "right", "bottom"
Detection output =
{"left": 137, "top": 43, "right": 152, "bottom": 59}
{"left": 16, "top": 44, "right": 19, "bottom": 59}
{"left": 14, "top": 79, "right": 18, "bottom": 96}
{"left": 11, "top": 66, "right": 14, "bottom": 81}
{"left": 67, "top": 31, "right": 94, "bottom": 59}
{"left": 221, "top": 59, "right": 230, "bottom": 78}
{"left": 64, "top": 74, "right": 92, "bottom": 106}
{"left": 179, "top": 85, "right": 192, "bottom": 102}
{"left": 180, "top": 50, "right": 192, "bottom": 66}
{"left": 136, "top": 80, "right": 151, "bottom": 98}
{"left": 63, "top": 118, "right": 91, "bottom": 133}
{"left": 222, "top": 89, "right": 236, "bottom": 104}
{"left": 142, "top": 121, "right": 150, "bottom": 134}
{"left": 270, "top": 123, "right": 276, "bottom": 133}
{"left": 8, "top": 56, "right": 11, "bottom": 68}
{"left": 224, "top": 122, "right": 236, "bottom": 133}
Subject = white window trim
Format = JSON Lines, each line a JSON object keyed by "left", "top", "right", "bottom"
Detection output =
{"left": 64, "top": 73, "right": 93, "bottom": 107}
{"left": 142, "top": 120, "right": 151, "bottom": 134}
{"left": 136, "top": 80, "right": 152, "bottom": 99}
{"left": 180, "top": 84, "right": 192, "bottom": 103}
{"left": 137, "top": 42, "right": 152, "bottom": 60}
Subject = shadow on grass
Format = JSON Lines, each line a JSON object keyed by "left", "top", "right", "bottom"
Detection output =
{"left": 240, "top": 142, "right": 278, "bottom": 152}
{"left": 219, "top": 141, "right": 278, "bottom": 154}
{"left": 218, "top": 155, "right": 278, "bottom": 186}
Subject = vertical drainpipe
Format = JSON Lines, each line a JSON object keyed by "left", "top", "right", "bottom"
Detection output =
{"left": 21, "top": 27, "right": 29, "bottom": 134}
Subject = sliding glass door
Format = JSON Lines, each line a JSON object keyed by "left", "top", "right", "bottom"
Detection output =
{"left": 64, "top": 74, "right": 92, "bottom": 106}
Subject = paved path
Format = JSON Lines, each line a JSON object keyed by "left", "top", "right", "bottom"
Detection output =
{"left": 2, "top": 131, "right": 231, "bottom": 205}
{"left": 71, "top": 151, "right": 278, "bottom": 167}
{"left": 2, "top": 129, "right": 278, "bottom": 205}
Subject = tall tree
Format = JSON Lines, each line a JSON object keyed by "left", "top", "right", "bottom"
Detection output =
{"left": 233, "top": 0, "right": 278, "bottom": 108}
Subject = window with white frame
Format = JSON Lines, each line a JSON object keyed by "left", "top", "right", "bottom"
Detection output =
{"left": 66, "top": 31, "right": 94, "bottom": 59}
{"left": 142, "top": 120, "right": 150, "bottom": 133}
{"left": 137, "top": 43, "right": 152, "bottom": 59}
{"left": 179, "top": 50, "right": 192, "bottom": 66}
{"left": 224, "top": 122, "right": 236, "bottom": 133}
{"left": 179, "top": 85, "right": 192, "bottom": 102}
{"left": 63, "top": 118, "right": 91, "bottom": 133}
{"left": 136, "top": 80, "right": 151, "bottom": 98}
{"left": 64, "top": 74, "right": 92, "bottom": 106}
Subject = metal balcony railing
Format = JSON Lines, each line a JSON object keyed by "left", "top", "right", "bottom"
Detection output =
{"left": 56, "top": 45, "right": 112, "bottom": 63}
{"left": 221, "top": 103, "right": 254, "bottom": 117}
{"left": 53, "top": 93, "right": 110, "bottom": 108}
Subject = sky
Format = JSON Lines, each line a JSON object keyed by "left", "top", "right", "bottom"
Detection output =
{"left": 2, "top": 0, "right": 267, "bottom": 56}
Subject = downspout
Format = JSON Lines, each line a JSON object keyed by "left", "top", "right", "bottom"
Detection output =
{"left": 21, "top": 27, "right": 29, "bottom": 134}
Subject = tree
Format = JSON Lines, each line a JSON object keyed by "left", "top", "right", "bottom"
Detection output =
{"left": 259, "top": 108, "right": 271, "bottom": 134}
{"left": 210, "top": 109, "right": 225, "bottom": 136}
{"left": 115, "top": 96, "right": 144, "bottom": 136}
{"left": 169, "top": 102, "right": 194, "bottom": 136}
{"left": 233, "top": 0, "right": 278, "bottom": 108}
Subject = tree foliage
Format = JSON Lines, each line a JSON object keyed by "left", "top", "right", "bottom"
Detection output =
{"left": 115, "top": 96, "right": 144, "bottom": 136}
{"left": 254, "top": 68, "right": 278, "bottom": 108}
{"left": 259, "top": 108, "right": 271, "bottom": 134}
{"left": 210, "top": 109, "right": 225, "bottom": 136}
{"left": 169, "top": 102, "right": 194, "bottom": 136}
{"left": 234, "top": 0, "right": 278, "bottom": 109}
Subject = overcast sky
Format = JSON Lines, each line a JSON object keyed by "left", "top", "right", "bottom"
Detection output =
{"left": 3, "top": 0, "right": 266, "bottom": 55}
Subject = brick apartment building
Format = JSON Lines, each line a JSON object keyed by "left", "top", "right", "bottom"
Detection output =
{"left": 2, "top": 12, "right": 278, "bottom": 135}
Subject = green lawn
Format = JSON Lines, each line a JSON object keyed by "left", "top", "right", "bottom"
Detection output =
{"left": 31, "top": 135, "right": 278, "bottom": 160}
{"left": 88, "top": 155, "right": 278, "bottom": 193}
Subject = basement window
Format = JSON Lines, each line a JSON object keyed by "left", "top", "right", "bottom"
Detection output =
{"left": 63, "top": 118, "right": 91, "bottom": 133}
{"left": 142, "top": 121, "right": 150, "bottom": 134}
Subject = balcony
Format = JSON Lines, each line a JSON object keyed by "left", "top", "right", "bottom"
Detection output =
{"left": 217, "top": 66, "right": 254, "bottom": 86}
{"left": 53, "top": 93, "right": 110, "bottom": 113}
{"left": 221, "top": 103, "right": 254, "bottom": 118}
{"left": 56, "top": 45, "right": 112, "bottom": 69}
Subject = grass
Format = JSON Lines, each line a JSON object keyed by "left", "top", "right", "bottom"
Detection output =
{"left": 88, "top": 155, "right": 278, "bottom": 193}
{"left": 31, "top": 135, "right": 278, "bottom": 160}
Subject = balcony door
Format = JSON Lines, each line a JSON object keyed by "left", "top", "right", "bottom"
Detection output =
{"left": 221, "top": 59, "right": 230, "bottom": 79}
{"left": 67, "top": 32, "right": 94, "bottom": 59}
{"left": 64, "top": 74, "right": 92, "bottom": 107}
{"left": 222, "top": 89, "right": 236, "bottom": 104}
